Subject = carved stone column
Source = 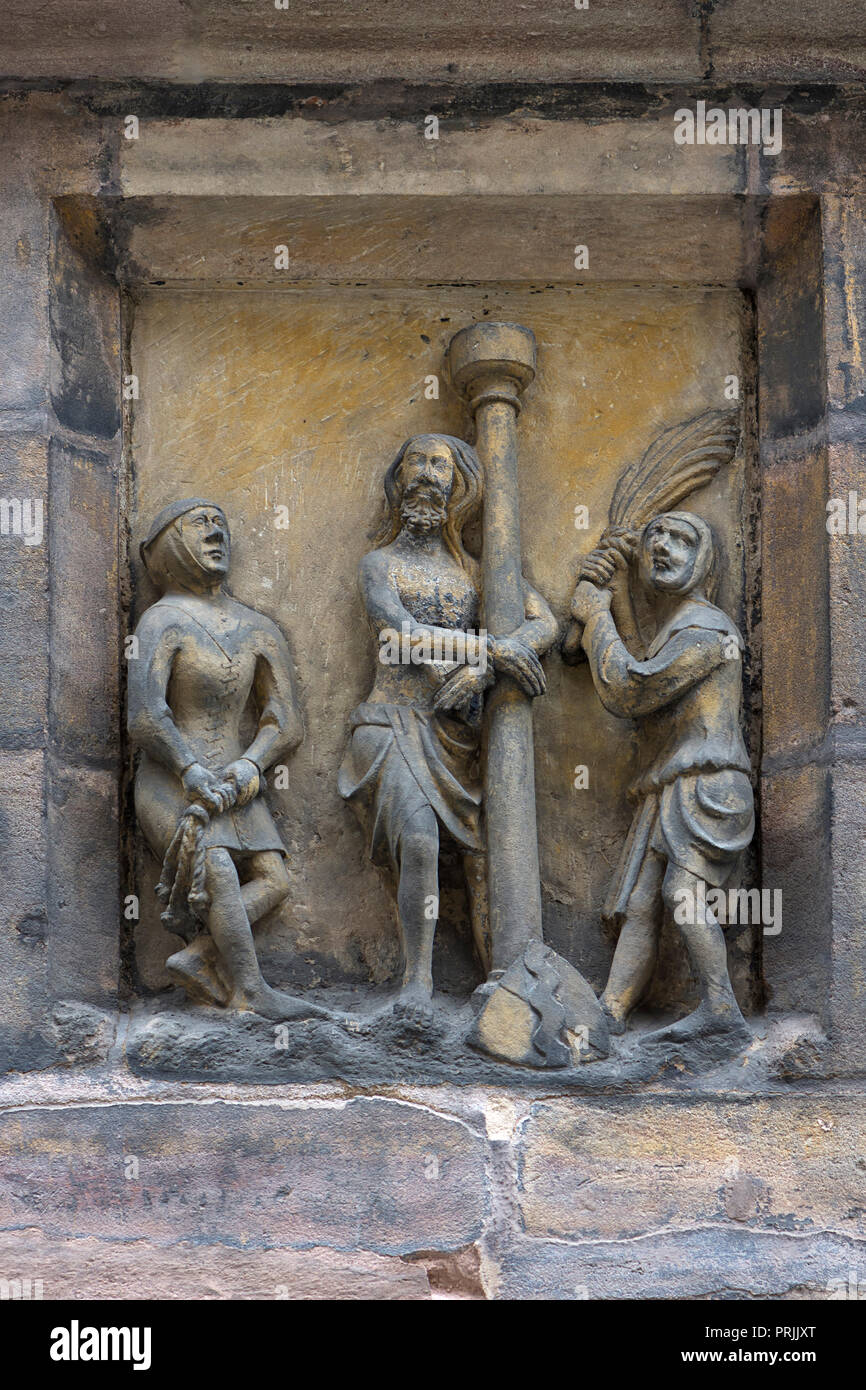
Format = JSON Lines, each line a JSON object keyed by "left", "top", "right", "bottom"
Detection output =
{"left": 449, "top": 322, "right": 608, "bottom": 1068}
{"left": 448, "top": 321, "right": 542, "bottom": 971}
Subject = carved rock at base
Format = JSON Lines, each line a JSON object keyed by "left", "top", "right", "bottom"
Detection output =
{"left": 467, "top": 941, "right": 609, "bottom": 1068}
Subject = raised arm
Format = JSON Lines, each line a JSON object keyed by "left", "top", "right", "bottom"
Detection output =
{"left": 582, "top": 606, "right": 729, "bottom": 719}
{"left": 563, "top": 530, "right": 642, "bottom": 665}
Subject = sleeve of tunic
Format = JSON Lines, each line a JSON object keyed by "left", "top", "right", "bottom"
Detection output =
{"left": 243, "top": 621, "right": 303, "bottom": 772}
{"left": 127, "top": 610, "right": 197, "bottom": 775}
{"left": 582, "top": 610, "right": 728, "bottom": 719}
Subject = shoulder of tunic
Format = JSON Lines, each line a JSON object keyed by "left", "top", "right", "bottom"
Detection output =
{"left": 654, "top": 600, "right": 744, "bottom": 651}
{"left": 226, "top": 597, "right": 288, "bottom": 647}
{"left": 133, "top": 597, "right": 191, "bottom": 640}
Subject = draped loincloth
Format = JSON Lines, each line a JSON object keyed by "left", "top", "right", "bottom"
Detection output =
{"left": 338, "top": 701, "right": 482, "bottom": 867}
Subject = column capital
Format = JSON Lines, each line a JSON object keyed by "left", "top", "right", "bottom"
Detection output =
{"left": 448, "top": 321, "right": 536, "bottom": 415}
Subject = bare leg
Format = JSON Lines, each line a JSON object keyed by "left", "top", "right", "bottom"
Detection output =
{"left": 463, "top": 849, "right": 491, "bottom": 976}
{"left": 203, "top": 848, "right": 329, "bottom": 1021}
{"left": 643, "top": 865, "right": 749, "bottom": 1047}
{"left": 167, "top": 851, "right": 291, "bottom": 1007}
{"left": 600, "top": 851, "right": 665, "bottom": 1033}
{"left": 241, "top": 850, "right": 291, "bottom": 925}
{"left": 395, "top": 805, "right": 440, "bottom": 1014}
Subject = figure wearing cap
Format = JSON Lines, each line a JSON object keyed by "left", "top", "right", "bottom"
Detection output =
{"left": 129, "top": 498, "right": 329, "bottom": 1023}
{"left": 565, "top": 509, "right": 754, "bottom": 1054}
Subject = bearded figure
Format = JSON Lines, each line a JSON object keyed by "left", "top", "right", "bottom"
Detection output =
{"left": 565, "top": 509, "right": 754, "bottom": 1054}
{"left": 339, "top": 433, "right": 558, "bottom": 1021}
{"left": 129, "top": 498, "right": 332, "bottom": 1023}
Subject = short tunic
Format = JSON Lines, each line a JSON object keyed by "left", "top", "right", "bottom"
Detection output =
{"left": 129, "top": 593, "right": 301, "bottom": 861}
{"left": 582, "top": 598, "right": 755, "bottom": 926}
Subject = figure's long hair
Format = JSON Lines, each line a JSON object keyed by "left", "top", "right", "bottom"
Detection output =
{"left": 371, "top": 434, "right": 483, "bottom": 571}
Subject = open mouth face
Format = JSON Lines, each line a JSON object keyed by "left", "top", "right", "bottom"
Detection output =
{"left": 641, "top": 517, "right": 699, "bottom": 592}
{"left": 180, "top": 507, "right": 230, "bottom": 574}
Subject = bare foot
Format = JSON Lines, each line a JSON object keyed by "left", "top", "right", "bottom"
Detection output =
{"left": 599, "top": 998, "right": 628, "bottom": 1037}
{"left": 641, "top": 1002, "right": 751, "bottom": 1051}
{"left": 393, "top": 980, "right": 435, "bottom": 1027}
{"left": 166, "top": 943, "right": 230, "bottom": 1007}
{"left": 230, "top": 983, "right": 332, "bottom": 1023}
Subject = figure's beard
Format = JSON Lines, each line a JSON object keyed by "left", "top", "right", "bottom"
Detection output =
{"left": 400, "top": 488, "right": 449, "bottom": 532}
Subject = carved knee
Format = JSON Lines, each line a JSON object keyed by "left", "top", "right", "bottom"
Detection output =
{"left": 399, "top": 808, "right": 440, "bottom": 874}
{"left": 205, "top": 847, "right": 238, "bottom": 896}
{"left": 261, "top": 854, "right": 290, "bottom": 904}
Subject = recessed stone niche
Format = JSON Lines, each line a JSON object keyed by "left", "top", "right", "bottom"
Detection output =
{"left": 2, "top": 84, "right": 864, "bottom": 1299}
{"left": 129, "top": 281, "right": 759, "bottom": 1020}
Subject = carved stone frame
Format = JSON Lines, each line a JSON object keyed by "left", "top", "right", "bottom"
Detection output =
{"left": 28, "top": 114, "right": 858, "bottom": 1078}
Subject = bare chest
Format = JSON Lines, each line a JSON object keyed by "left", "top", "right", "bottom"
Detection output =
{"left": 390, "top": 556, "right": 480, "bottom": 629}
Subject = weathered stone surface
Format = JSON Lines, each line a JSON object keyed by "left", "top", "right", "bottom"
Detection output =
{"left": 0, "top": 1229, "right": 432, "bottom": 1300}
{"left": 758, "top": 197, "right": 826, "bottom": 443}
{"left": 759, "top": 437, "right": 829, "bottom": 761}
{"left": 0, "top": 180, "right": 48, "bottom": 419}
{"left": 710, "top": 0, "right": 866, "bottom": 83}
{"left": 49, "top": 203, "right": 121, "bottom": 440}
{"left": 0, "top": 749, "right": 52, "bottom": 1071}
{"left": 46, "top": 762, "right": 120, "bottom": 1010}
{"left": 124, "top": 993, "right": 772, "bottom": 1089}
{"left": 120, "top": 115, "right": 740, "bottom": 199}
{"left": 827, "top": 442, "right": 866, "bottom": 718}
{"left": 0, "top": 1098, "right": 487, "bottom": 1254}
{"left": 516, "top": 1096, "right": 866, "bottom": 1242}
{"left": 821, "top": 194, "right": 866, "bottom": 415}
{"left": 0, "top": 434, "right": 49, "bottom": 747}
{"left": 490, "top": 1227, "right": 866, "bottom": 1300}
{"left": 118, "top": 193, "right": 750, "bottom": 287}
{"left": 48, "top": 438, "right": 120, "bottom": 765}
{"left": 760, "top": 765, "right": 831, "bottom": 1021}
{"left": 2, "top": 2, "right": 705, "bottom": 84}
{"left": 826, "top": 762, "right": 866, "bottom": 1076}
{"left": 0, "top": 96, "right": 116, "bottom": 420}
{"left": 5, "top": 1, "right": 865, "bottom": 86}
{"left": 48, "top": 1001, "right": 117, "bottom": 1067}
{"left": 1, "top": 1078, "right": 863, "bottom": 1299}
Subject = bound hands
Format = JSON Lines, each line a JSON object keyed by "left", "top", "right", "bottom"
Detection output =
{"left": 432, "top": 634, "right": 546, "bottom": 718}
{"left": 181, "top": 758, "right": 261, "bottom": 816}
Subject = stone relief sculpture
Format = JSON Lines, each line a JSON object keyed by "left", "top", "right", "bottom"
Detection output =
{"left": 124, "top": 341, "right": 752, "bottom": 1081}
{"left": 336, "top": 322, "right": 611, "bottom": 1071}
{"left": 563, "top": 411, "right": 754, "bottom": 1059}
{"left": 338, "top": 431, "right": 557, "bottom": 1023}
{"left": 128, "top": 498, "right": 332, "bottom": 1023}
